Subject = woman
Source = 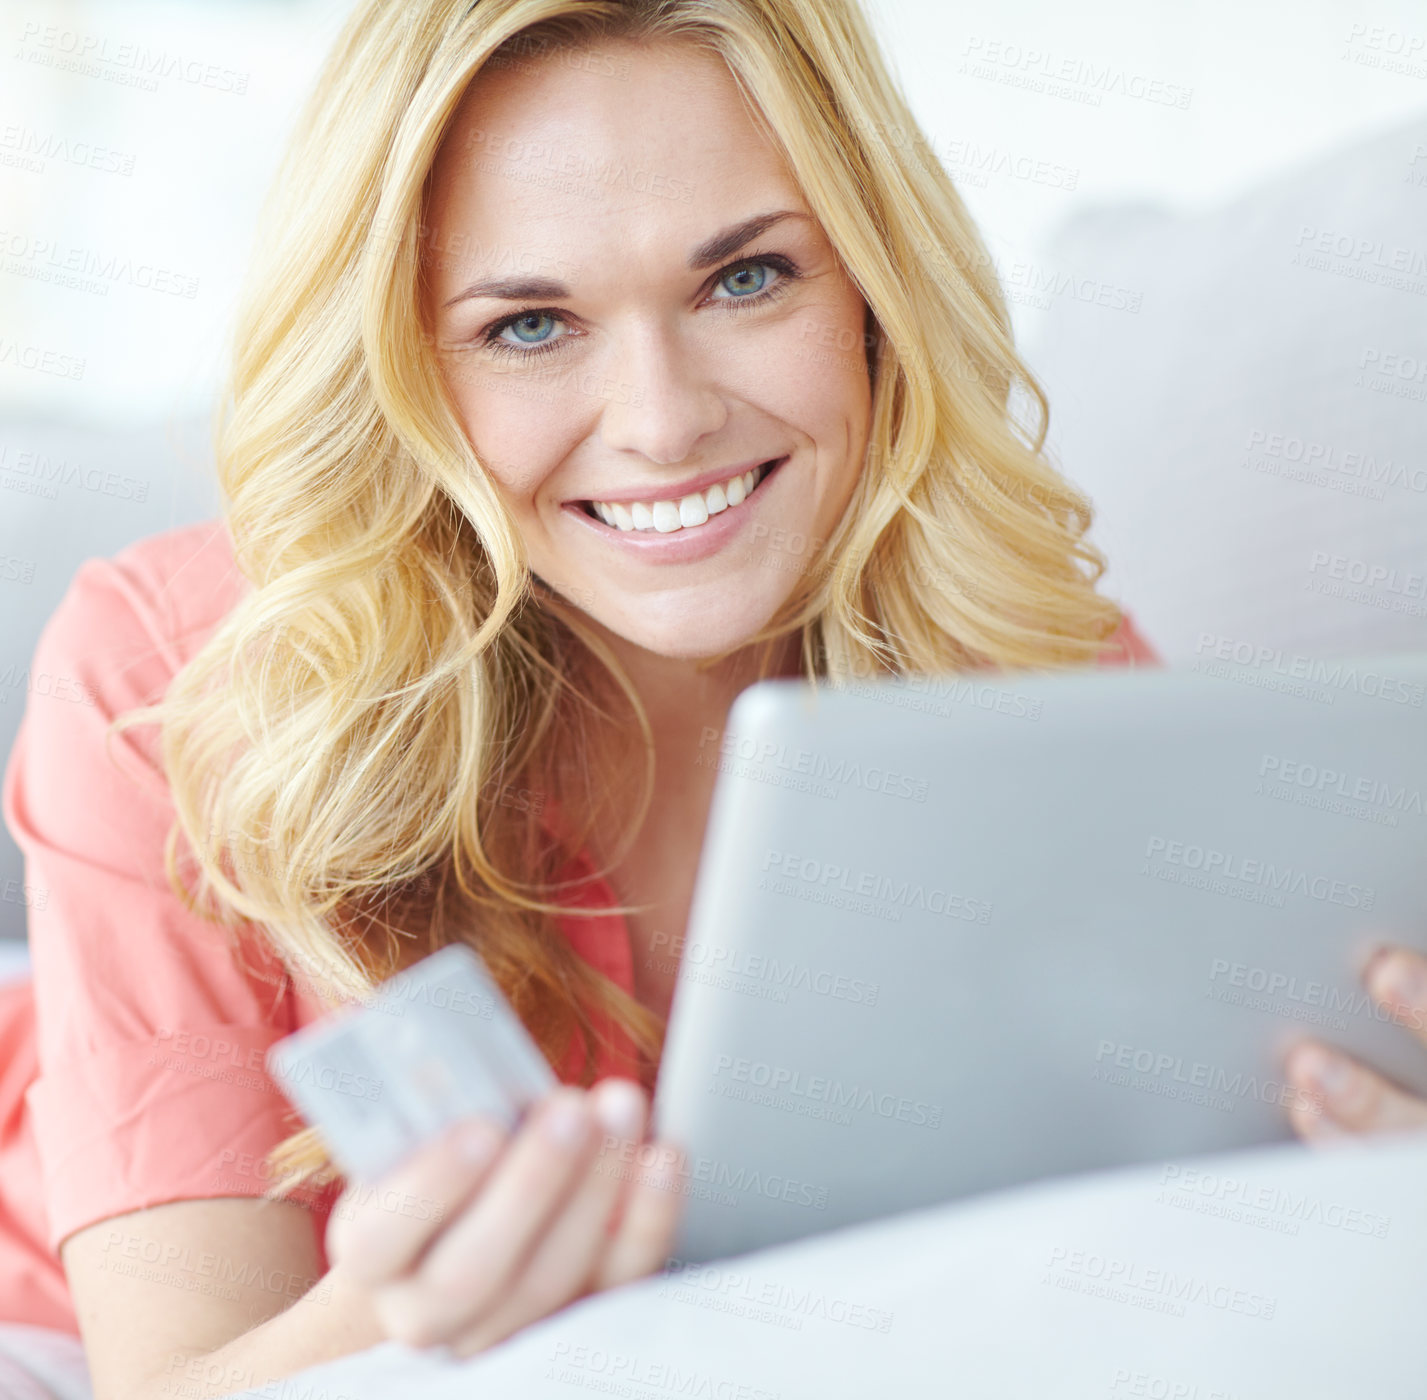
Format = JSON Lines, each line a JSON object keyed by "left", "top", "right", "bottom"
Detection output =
{"left": 0, "top": 1, "right": 1421, "bottom": 1396}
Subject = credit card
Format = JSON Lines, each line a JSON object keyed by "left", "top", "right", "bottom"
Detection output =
{"left": 266, "top": 942, "right": 557, "bottom": 1183}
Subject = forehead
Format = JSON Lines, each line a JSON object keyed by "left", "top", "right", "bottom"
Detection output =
{"left": 423, "top": 37, "right": 807, "bottom": 290}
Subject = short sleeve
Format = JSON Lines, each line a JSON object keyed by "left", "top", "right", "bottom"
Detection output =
{"left": 0, "top": 550, "right": 337, "bottom": 1256}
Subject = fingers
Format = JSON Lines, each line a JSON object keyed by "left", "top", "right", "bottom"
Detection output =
{"left": 590, "top": 1137, "right": 686, "bottom": 1290}
{"left": 324, "top": 1082, "right": 689, "bottom": 1358}
{"left": 447, "top": 1078, "right": 651, "bottom": 1358}
{"left": 1281, "top": 940, "right": 1427, "bottom": 1145}
{"left": 1363, "top": 946, "right": 1427, "bottom": 1049}
{"left": 374, "top": 1087, "right": 598, "bottom": 1346}
{"left": 1284, "top": 1039, "right": 1427, "bottom": 1142}
{"left": 325, "top": 1115, "right": 508, "bottom": 1286}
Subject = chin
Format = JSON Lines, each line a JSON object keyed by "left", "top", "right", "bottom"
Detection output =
{"left": 590, "top": 588, "right": 792, "bottom": 663}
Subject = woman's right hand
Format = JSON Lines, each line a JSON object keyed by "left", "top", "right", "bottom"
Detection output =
{"left": 324, "top": 1078, "right": 684, "bottom": 1358}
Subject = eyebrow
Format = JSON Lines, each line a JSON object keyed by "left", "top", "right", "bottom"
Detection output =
{"left": 439, "top": 209, "right": 810, "bottom": 309}
{"left": 687, "top": 209, "right": 808, "bottom": 271}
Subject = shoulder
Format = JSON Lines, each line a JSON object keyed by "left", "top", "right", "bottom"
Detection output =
{"left": 1096, "top": 609, "right": 1161, "bottom": 668}
{"left": 4, "top": 517, "right": 249, "bottom": 810}
{"left": 49, "top": 517, "right": 248, "bottom": 678}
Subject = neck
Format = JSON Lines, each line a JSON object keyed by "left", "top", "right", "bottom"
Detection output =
{"left": 568, "top": 618, "right": 804, "bottom": 838}
{"left": 605, "top": 627, "right": 803, "bottom": 753}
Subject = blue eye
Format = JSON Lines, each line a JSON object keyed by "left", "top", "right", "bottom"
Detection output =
{"left": 707, "top": 255, "right": 800, "bottom": 311}
{"left": 482, "top": 309, "right": 570, "bottom": 360}
{"left": 504, "top": 312, "right": 559, "bottom": 345}
{"left": 717, "top": 261, "right": 769, "bottom": 297}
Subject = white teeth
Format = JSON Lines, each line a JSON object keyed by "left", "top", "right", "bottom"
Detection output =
{"left": 589, "top": 460, "right": 777, "bottom": 534}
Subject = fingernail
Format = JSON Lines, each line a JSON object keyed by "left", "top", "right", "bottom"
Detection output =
{"left": 542, "top": 1089, "right": 590, "bottom": 1147}
{"left": 1370, "top": 950, "right": 1427, "bottom": 1008}
{"left": 591, "top": 1079, "right": 645, "bottom": 1140}
{"left": 1297, "top": 1045, "right": 1357, "bottom": 1100}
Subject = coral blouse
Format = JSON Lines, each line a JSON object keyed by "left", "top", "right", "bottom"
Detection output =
{"left": 0, "top": 519, "right": 1160, "bottom": 1334}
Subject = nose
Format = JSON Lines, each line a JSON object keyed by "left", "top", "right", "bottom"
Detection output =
{"left": 597, "top": 322, "right": 727, "bottom": 466}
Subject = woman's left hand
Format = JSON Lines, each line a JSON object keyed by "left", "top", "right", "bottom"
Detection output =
{"left": 1284, "top": 943, "right": 1427, "bottom": 1140}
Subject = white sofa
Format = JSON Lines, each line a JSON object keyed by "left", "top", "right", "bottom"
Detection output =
{"left": 0, "top": 415, "right": 219, "bottom": 943}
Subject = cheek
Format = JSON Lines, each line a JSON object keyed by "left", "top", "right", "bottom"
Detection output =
{"left": 759, "top": 301, "right": 873, "bottom": 444}
{"left": 445, "top": 363, "right": 577, "bottom": 505}
{"left": 793, "top": 312, "right": 873, "bottom": 526}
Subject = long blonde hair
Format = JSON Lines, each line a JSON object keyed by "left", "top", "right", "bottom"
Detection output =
{"left": 110, "top": 0, "right": 1121, "bottom": 1200}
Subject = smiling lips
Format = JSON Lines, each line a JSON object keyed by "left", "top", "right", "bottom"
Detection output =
{"left": 584, "top": 458, "right": 784, "bottom": 534}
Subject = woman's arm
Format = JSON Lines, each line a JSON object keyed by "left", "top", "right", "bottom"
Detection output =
{"left": 60, "top": 1195, "right": 384, "bottom": 1400}
{"left": 63, "top": 1082, "right": 685, "bottom": 1400}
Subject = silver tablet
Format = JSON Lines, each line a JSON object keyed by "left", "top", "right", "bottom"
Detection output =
{"left": 651, "top": 652, "right": 1427, "bottom": 1261}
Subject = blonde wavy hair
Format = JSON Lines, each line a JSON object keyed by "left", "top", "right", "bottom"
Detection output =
{"left": 111, "top": 0, "right": 1123, "bottom": 1202}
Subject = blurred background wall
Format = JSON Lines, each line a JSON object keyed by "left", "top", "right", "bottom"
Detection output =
{"left": 4, "top": 0, "right": 1426, "bottom": 426}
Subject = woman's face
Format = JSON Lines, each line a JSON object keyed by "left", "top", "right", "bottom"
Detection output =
{"left": 422, "top": 38, "right": 873, "bottom": 661}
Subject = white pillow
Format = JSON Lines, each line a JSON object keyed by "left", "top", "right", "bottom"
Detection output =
{"left": 224, "top": 1131, "right": 1427, "bottom": 1398}
{"left": 1023, "top": 113, "right": 1427, "bottom": 667}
